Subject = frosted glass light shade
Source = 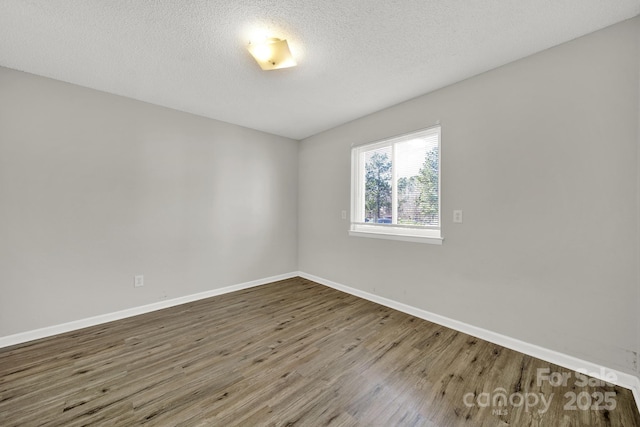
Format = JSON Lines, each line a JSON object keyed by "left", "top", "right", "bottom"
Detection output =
{"left": 247, "top": 38, "right": 296, "bottom": 71}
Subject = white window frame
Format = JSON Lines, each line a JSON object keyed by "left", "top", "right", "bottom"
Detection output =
{"left": 349, "top": 126, "right": 442, "bottom": 245}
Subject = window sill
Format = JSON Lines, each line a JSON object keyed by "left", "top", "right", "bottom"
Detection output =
{"left": 349, "top": 226, "right": 443, "bottom": 245}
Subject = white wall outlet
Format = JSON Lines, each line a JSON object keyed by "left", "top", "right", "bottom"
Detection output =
{"left": 453, "top": 210, "right": 463, "bottom": 223}
{"left": 341, "top": 210, "right": 347, "bottom": 220}
{"left": 134, "top": 274, "right": 144, "bottom": 288}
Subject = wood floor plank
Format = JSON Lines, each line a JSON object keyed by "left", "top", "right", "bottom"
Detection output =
{"left": 1, "top": 277, "right": 639, "bottom": 426}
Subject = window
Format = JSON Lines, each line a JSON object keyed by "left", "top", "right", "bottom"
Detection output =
{"left": 350, "top": 126, "right": 442, "bottom": 244}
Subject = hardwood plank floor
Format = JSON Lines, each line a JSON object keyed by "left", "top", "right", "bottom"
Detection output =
{"left": 1, "top": 277, "right": 639, "bottom": 426}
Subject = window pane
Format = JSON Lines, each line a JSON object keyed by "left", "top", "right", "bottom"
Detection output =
{"left": 351, "top": 126, "right": 441, "bottom": 243}
{"left": 364, "top": 146, "right": 392, "bottom": 224}
{"left": 395, "top": 136, "right": 439, "bottom": 226}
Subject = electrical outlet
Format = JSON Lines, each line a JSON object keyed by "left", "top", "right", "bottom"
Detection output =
{"left": 341, "top": 210, "right": 347, "bottom": 220}
{"left": 134, "top": 275, "right": 144, "bottom": 288}
{"left": 453, "top": 210, "right": 463, "bottom": 223}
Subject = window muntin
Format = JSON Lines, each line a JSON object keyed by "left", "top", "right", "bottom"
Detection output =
{"left": 350, "top": 126, "right": 441, "bottom": 244}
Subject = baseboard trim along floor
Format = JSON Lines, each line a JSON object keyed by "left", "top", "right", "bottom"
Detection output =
{"left": 296, "top": 272, "right": 640, "bottom": 413}
{"left": 0, "top": 271, "right": 299, "bottom": 350}
{"left": 2, "top": 270, "right": 639, "bottom": 412}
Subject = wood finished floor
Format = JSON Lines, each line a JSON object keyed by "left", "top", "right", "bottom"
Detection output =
{"left": 1, "top": 277, "right": 639, "bottom": 426}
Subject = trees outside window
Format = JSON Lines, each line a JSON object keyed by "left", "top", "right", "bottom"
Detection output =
{"left": 352, "top": 126, "right": 441, "bottom": 244}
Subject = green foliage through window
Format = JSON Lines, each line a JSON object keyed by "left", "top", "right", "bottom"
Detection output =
{"left": 364, "top": 150, "right": 392, "bottom": 221}
{"left": 359, "top": 128, "right": 439, "bottom": 227}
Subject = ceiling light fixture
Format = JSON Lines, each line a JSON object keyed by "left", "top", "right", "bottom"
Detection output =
{"left": 247, "top": 38, "right": 296, "bottom": 71}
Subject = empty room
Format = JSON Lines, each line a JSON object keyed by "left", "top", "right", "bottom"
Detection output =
{"left": 1, "top": 1, "right": 640, "bottom": 426}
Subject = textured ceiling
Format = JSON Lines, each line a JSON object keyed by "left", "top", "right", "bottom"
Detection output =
{"left": 1, "top": 1, "right": 639, "bottom": 140}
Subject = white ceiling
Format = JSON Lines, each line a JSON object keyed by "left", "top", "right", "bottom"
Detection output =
{"left": 1, "top": 1, "right": 638, "bottom": 140}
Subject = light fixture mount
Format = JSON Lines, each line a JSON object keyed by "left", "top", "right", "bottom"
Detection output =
{"left": 247, "top": 37, "right": 296, "bottom": 71}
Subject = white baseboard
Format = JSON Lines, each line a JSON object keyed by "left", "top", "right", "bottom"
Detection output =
{"left": 2, "top": 270, "right": 639, "bottom": 412}
{"left": 0, "top": 271, "right": 298, "bottom": 349}
{"left": 297, "top": 272, "right": 640, "bottom": 412}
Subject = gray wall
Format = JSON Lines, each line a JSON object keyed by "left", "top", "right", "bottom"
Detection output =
{"left": 637, "top": 17, "right": 640, "bottom": 374}
{"left": 299, "top": 18, "right": 640, "bottom": 375}
{"left": 1, "top": 17, "right": 638, "bottom": 378}
{"left": 0, "top": 67, "right": 298, "bottom": 337}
